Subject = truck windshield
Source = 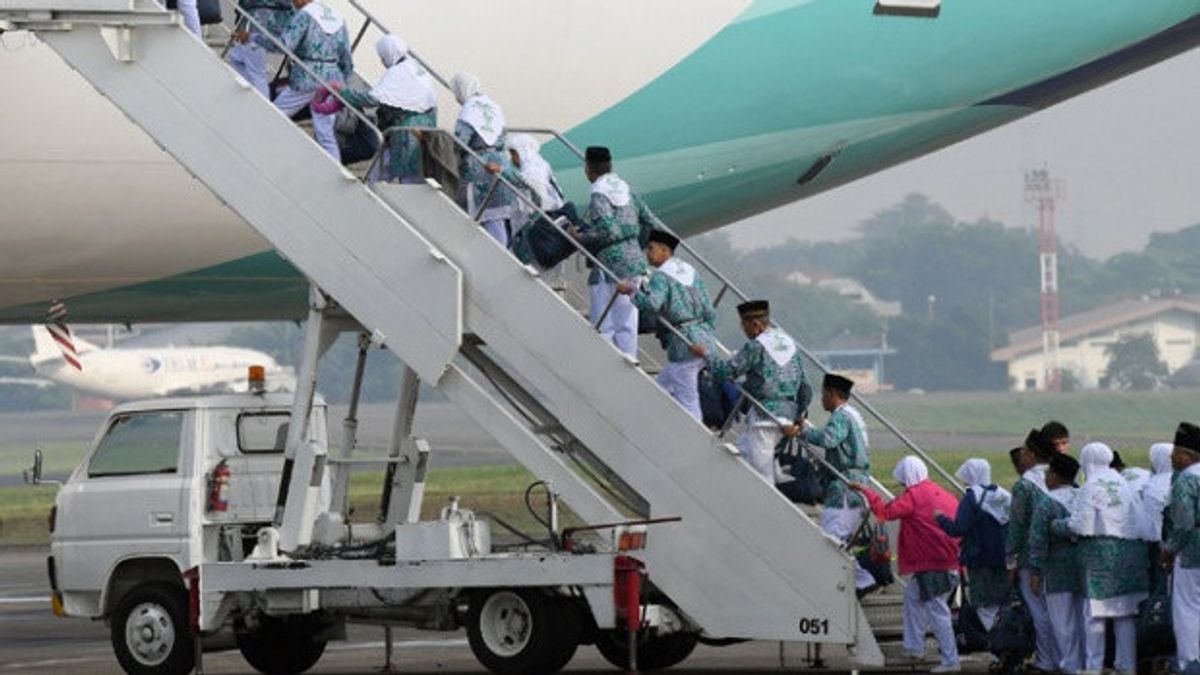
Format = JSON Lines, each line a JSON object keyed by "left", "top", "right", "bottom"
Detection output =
{"left": 88, "top": 410, "right": 185, "bottom": 478}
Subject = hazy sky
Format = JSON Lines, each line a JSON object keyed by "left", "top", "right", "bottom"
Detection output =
{"left": 724, "top": 49, "right": 1200, "bottom": 259}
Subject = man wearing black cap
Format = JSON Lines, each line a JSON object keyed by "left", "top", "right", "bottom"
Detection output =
{"left": 690, "top": 299, "right": 810, "bottom": 482}
{"left": 1165, "top": 422, "right": 1200, "bottom": 670}
{"left": 800, "top": 372, "right": 877, "bottom": 592}
{"left": 615, "top": 229, "right": 718, "bottom": 421}
{"left": 1007, "top": 428, "right": 1060, "bottom": 672}
{"left": 1029, "top": 453, "right": 1085, "bottom": 674}
{"left": 568, "top": 146, "right": 665, "bottom": 359}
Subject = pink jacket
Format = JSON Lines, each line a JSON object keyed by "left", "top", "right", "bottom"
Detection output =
{"left": 863, "top": 480, "right": 961, "bottom": 576}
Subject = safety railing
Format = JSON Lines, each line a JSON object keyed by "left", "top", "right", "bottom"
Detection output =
{"left": 224, "top": 0, "right": 955, "bottom": 499}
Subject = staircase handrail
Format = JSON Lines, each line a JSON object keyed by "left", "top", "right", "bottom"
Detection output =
{"left": 314, "top": 0, "right": 965, "bottom": 495}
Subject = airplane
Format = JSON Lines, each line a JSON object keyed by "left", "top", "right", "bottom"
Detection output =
{"left": 18, "top": 325, "right": 296, "bottom": 399}
{"left": 0, "top": 0, "right": 1197, "bottom": 325}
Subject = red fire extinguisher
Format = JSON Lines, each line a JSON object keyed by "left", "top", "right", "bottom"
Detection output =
{"left": 207, "top": 460, "right": 230, "bottom": 512}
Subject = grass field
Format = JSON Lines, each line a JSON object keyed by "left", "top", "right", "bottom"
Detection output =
{"left": 867, "top": 388, "right": 1200, "bottom": 440}
{"left": 0, "top": 444, "right": 1159, "bottom": 547}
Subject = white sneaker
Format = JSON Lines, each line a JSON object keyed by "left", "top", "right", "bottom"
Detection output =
{"left": 929, "top": 664, "right": 960, "bottom": 673}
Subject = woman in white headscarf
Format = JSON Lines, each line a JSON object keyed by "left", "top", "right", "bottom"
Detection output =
{"left": 935, "top": 458, "right": 1010, "bottom": 631}
{"left": 450, "top": 72, "right": 518, "bottom": 247}
{"left": 850, "top": 457, "right": 962, "bottom": 672}
{"left": 1141, "top": 442, "right": 1175, "bottom": 593}
{"left": 503, "top": 134, "right": 586, "bottom": 272}
{"left": 1068, "top": 442, "right": 1150, "bottom": 674}
{"left": 323, "top": 35, "right": 437, "bottom": 183}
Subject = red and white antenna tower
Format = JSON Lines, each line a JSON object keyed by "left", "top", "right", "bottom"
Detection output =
{"left": 1025, "top": 168, "right": 1066, "bottom": 392}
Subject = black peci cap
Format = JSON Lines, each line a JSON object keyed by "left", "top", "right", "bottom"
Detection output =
{"left": 1024, "top": 428, "right": 1054, "bottom": 460}
{"left": 737, "top": 300, "right": 770, "bottom": 317}
{"left": 1175, "top": 422, "right": 1200, "bottom": 455}
{"left": 823, "top": 373, "right": 854, "bottom": 396}
{"left": 1049, "top": 453, "right": 1080, "bottom": 483}
{"left": 585, "top": 146, "right": 611, "bottom": 163}
{"left": 647, "top": 229, "right": 679, "bottom": 251}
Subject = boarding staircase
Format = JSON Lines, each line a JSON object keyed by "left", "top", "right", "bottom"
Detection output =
{"left": 0, "top": 0, "right": 972, "bottom": 666}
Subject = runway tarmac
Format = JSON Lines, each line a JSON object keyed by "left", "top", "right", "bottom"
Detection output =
{"left": 1, "top": 546, "right": 998, "bottom": 674}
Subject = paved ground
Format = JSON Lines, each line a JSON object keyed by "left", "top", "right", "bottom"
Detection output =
{"left": 1, "top": 547, "right": 997, "bottom": 674}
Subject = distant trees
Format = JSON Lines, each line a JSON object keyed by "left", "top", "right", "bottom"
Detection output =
{"left": 1105, "top": 333, "right": 1168, "bottom": 391}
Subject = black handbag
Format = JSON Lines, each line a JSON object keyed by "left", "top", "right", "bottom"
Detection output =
{"left": 988, "top": 588, "right": 1035, "bottom": 672}
{"left": 1137, "top": 592, "right": 1174, "bottom": 659}
{"left": 954, "top": 598, "right": 990, "bottom": 654}
{"left": 775, "top": 438, "right": 824, "bottom": 506}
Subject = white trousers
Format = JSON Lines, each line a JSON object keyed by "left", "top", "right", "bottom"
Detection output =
{"left": 1084, "top": 605, "right": 1135, "bottom": 672}
{"left": 274, "top": 85, "right": 341, "bottom": 162}
{"left": 589, "top": 280, "right": 638, "bottom": 359}
{"left": 1045, "top": 591, "right": 1086, "bottom": 673}
{"left": 482, "top": 219, "right": 508, "bottom": 248}
{"left": 1019, "top": 568, "right": 1061, "bottom": 670}
{"left": 734, "top": 423, "right": 780, "bottom": 482}
{"left": 176, "top": 0, "right": 201, "bottom": 36}
{"left": 657, "top": 358, "right": 704, "bottom": 421}
{"left": 228, "top": 42, "right": 269, "bottom": 98}
{"left": 1176, "top": 561, "right": 1200, "bottom": 670}
{"left": 902, "top": 576, "right": 959, "bottom": 667}
{"left": 819, "top": 507, "right": 877, "bottom": 590}
{"left": 977, "top": 604, "right": 1000, "bottom": 632}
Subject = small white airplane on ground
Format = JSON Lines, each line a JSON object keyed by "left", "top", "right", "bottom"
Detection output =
{"left": 10, "top": 325, "right": 295, "bottom": 400}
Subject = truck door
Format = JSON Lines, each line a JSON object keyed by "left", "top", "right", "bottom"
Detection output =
{"left": 54, "top": 410, "right": 191, "bottom": 598}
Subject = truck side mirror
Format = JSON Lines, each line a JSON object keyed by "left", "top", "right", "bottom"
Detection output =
{"left": 23, "top": 448, "right": 43, "bottom": 485}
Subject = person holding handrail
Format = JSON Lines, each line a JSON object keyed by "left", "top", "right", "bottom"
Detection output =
{"left": 615, "top": 229, "right": 718, "bottom": 421}
{"left": 450, "top": 72, "right": 518, "bottom": 247}
{"left": 505, "top": 134, "right": 581, "bottom": 277}
{"left": 237, "top": 0, "right": 353, "bottom": 162}
{"left": 228, "top": 0, "right": 294, "bottom": 97}
{"left": 570, "top": 146, "right": 660, "bottom": 359}
{"left": 690, "top": 300, "right": 808, "bottom": 479}
{"left": 327, "top": 35, "right": 436, "bottom": 183}
{"left": 849, "top": 457, "right": 962, "bottom": 672}
{"left": 797, "top": 372, "right": 877, "bottom": 594}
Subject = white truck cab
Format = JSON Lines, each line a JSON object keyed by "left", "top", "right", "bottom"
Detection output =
{"left": 47, "top": 393, "right": 330, "bottom": 674}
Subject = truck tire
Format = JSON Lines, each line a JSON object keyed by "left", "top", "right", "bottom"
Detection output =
{"left": 595, "top": 629, "right": 698, "bottom": 671}
{"left": 466, "top": 588, "right": 578, "bottom": 674}
{"left": 110, "top": 582, "right": 195, "bottom": 675}
{"left": 236, "top": 617, "right": 327, "bottom": 674}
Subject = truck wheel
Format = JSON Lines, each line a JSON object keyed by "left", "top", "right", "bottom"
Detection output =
{"left": 236, "top": 617, "right": 327, "bottom": 674}
{"left": 466, "top": 588, "right": 577, "bottom": 674}
{"left": 110, "top": 583, "right": 195, "bottom": 675}
{"left": 595, "top": 629, "right": 698, "bottom": 671}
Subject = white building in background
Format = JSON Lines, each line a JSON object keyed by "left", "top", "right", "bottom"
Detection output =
{"left": 787, "top": 272, "right": 902, "bottom": 318}
{"left": 991, "top": 297, "right": 1200, "bottom": 391}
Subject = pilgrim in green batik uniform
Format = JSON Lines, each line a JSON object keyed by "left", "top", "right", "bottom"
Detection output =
{"left": 570, "top": 146, "right": 660, "bottom": 359}
{"left": 1068, "top": 442, "right": 1149, "bottom": 674}
{"left": 617, "top": 229, "right": 717, "bottom": 421}
{"left": 1166, "top": 422, "right": 1200, "bottom": 671}
{"left": 1031, "top": 453, "right": 1085, "bottom": 674}
{"left": 337, "top": 35, "right": 437, "bottom": 184}
{"left": 1006, "top": 428, "right": 1060, "bottom": 672}
{"left": 800, "top": 372, "right": 876, "bottom": 592}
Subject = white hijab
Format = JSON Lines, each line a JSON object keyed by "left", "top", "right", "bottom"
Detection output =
{"left": 591, "top": 172, "right": 631, "bottom": 208}
{"left": 1142, "top": 442, "right": 1175, "bottom": 542}
{"left": 452, "top": 73, "right": 506, "bottom": 147}
{"left": 369, "top": 36, "right": 437, "bottom": 112}
{"left": 1021, "top": 463, "right": 1050, "bottom": 495}
{"left": 1069, "top": 442, "right": 1144, "bottom": 539}
{"left": 956, "top": 458, "right": 1011, "bottom": 524}
{"left": 301, "top": 1, "right": 344, "bottom": 34}
{"left": 893, "top": 455, "right": 929, "bottom": 488}
{"left": 507, "top": 134, "right": 564, "bottom": 211}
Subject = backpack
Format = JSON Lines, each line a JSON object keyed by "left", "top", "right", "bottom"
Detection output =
{"left": 851, "top": 520, "right": 894, "bottom": 588}
{"left": 988, "top": 590, "right": 1035, "bottom": 673}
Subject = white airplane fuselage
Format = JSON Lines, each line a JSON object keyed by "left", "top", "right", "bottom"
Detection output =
{"left": 0, "top": 0, "right": 1197, "bottom": 324}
